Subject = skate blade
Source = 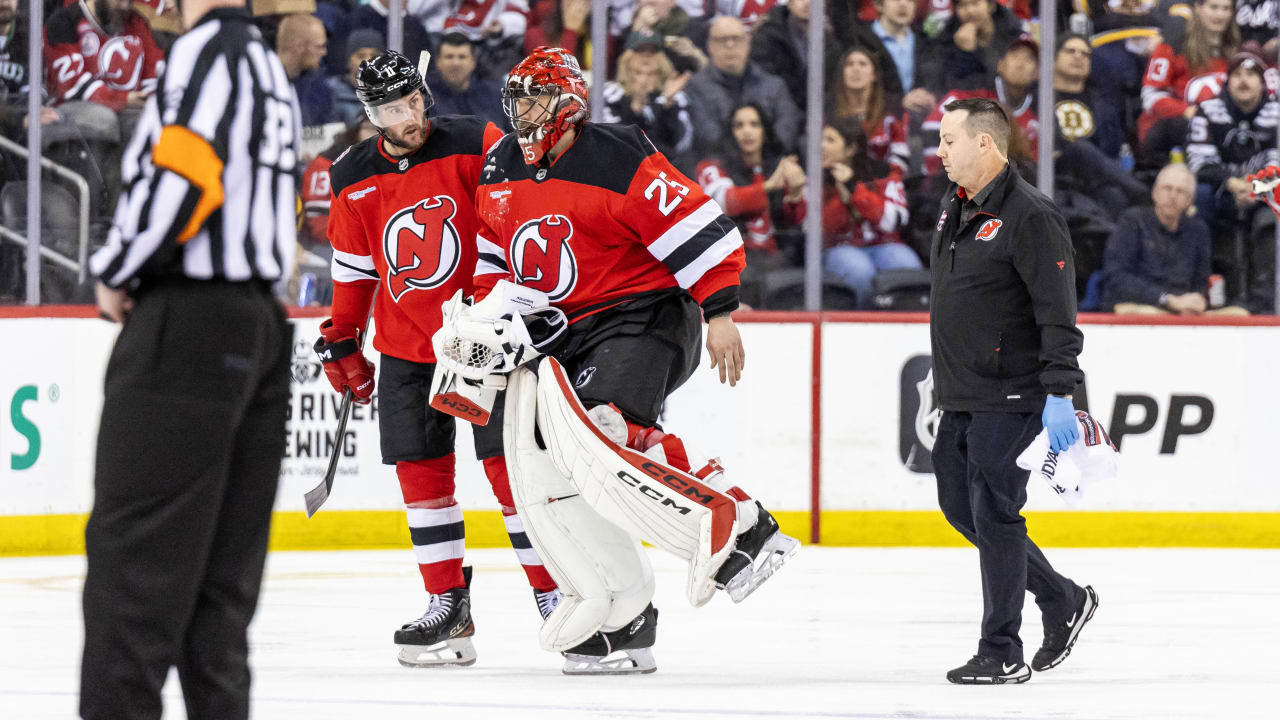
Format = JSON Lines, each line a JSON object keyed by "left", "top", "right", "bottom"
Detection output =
{"left": 562, "top": 647, "right": 657, "bottom": 675}
{"left": 724, "top": 531, "right": 800, "bottom": 603}
{"left": 396, "top": 637, "right": 477, "bottom": 668}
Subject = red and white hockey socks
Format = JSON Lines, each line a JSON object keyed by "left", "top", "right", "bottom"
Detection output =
{"left": 397, "top": 456, "right": 465, "bottom": 594}
{"left": 483, "top": 456, "right": 557, "bottom": 592}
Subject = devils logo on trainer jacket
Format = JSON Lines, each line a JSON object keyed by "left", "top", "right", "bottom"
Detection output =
{"left": 384, "top": 195, "right": 462, "bottom": 301}
{"left": 511, "top": 214, "right": 578, "bottom": 301}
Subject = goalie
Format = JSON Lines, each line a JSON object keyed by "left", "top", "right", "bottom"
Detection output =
{"left": 431, "top": 47, "right": 799, "bottom": 676}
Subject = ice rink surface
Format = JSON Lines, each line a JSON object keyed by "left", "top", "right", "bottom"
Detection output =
{"left": 3, "top": 545, "right": 1277, "bottom": 720}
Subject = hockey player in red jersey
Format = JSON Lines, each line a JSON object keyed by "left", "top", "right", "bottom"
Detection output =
{"left": 313, "top": 50, "right": 563, "bottom": 669}
{"left": 433, "top": 47, "right": 799, "bottom": 675}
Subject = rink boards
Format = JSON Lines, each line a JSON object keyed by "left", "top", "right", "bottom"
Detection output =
{"left": 1, "top": 310, "right": 1278, "bottom": 554}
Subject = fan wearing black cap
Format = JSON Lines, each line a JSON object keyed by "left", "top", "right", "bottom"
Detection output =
{"left": 1186, "top": 42, "right": 1279, "bottom": 310}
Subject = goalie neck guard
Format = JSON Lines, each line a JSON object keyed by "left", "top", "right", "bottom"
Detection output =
{"left": 501, "top": 47, "right": 589, "bottom": 165}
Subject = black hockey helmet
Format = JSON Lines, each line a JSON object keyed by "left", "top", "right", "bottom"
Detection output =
{"left": 355, "top": 51, "right": 433, "bottom": 110}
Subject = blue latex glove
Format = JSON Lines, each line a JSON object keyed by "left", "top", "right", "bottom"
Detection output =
{"left": 1042, "top": 396, "right": 1080, "bottom": 454}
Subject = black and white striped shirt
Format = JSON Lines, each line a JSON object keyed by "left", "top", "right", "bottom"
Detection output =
{"left": 91, "top": 8, "right": 301, "bottom": 288}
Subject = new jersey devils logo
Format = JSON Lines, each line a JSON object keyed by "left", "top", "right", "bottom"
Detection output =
{"left": 975, "top": 218, "right": 1002, "bottom": 242}
{"left": 383, "top": 195, "right": 461, "bottom": 301}
{"left": 99, "top": 36, "right": 145, "bottom": 91}
{"left": 511, "top": 214, "right": 578, "bottom": 301}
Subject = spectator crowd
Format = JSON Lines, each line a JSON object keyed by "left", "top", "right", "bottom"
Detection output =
{"left": 0, "top": 0, "right": 1277, "bottom": 315}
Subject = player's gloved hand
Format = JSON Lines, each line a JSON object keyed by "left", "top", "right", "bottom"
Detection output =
{"left": 1042, "top": 395, "right": 1080, "bottom": 454}
{"left": 1246, "top": 165, "right": 1280, "bottom": 217}
{"left": 314, "top": 319, "right": 375, "bottom": 404}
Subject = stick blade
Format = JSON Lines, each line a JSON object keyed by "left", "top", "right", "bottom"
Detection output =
{"left": 303, "top": 478, "right": 331, "bottom": 518}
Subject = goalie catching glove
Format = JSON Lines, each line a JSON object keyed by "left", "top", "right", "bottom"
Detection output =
{"left": 314, "top": 319, "right": 375, "bottom": 404}
{"left": 429, "top": 281, "right": 568, "bottom": 425}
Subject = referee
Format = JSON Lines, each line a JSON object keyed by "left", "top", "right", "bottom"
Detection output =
{"left": 81, "top": 0, "right": 300, "bottom": 717}
{"left": 930, "top": 98, "right": 1098, "bottom": 685}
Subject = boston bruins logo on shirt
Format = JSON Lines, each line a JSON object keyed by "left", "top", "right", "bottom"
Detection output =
{"left": 1055, "top": 100, "right": 1095, "bottom": 141}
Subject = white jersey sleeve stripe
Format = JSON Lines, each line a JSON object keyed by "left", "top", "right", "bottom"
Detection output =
{"left": 672, "top": 226, "right": 743, "bottom": 289}
{"left": 645, "top": 199, "right": 724, "bottom": 262}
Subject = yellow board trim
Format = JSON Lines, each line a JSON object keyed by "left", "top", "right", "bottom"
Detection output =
{"left": 3, "top": 510, "right": 1278, "bottom": 557}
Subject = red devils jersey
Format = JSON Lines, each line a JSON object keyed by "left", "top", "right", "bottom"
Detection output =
{"left": 695, "top": 158, "right": 803, "bottom": 254}
{"left": 866, "top": 113, "right": 908, "bottom": 178}
{"left": 1139, "top": 42, "right": 1228, "bottom": 140}
{"left": 474, "top": 124, "right": 745, "bottom": 322}
{"left": 44, "top": 5, "right": 164, "bottom": 111}
{"left": 328, "top": 115, "right": 504, "bottom": 363}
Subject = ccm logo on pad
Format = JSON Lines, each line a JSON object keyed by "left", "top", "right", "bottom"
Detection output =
{"left": 976, "top": 219, "right": 1002, "bottom": 241}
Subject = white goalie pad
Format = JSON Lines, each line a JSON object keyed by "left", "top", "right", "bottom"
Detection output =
{"left": 504, "top": 366, "right": 655, "bottom": 652}
{"left": 532, "top": 358, "right": 740, "bottom": 608}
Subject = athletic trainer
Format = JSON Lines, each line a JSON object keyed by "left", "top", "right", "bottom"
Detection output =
{"left": 931, "top": 97, "right": 1098, "bottom": 685}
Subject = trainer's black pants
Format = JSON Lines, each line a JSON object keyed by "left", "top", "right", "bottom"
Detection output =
{"left": 932, "top": 411, "right": 1084, "bottom": 664}
{"left": 81, "top": 280, "right": 291, "bottom": 720}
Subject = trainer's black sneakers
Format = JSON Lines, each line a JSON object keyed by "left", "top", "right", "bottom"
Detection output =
{"left": 1032, "top": 585, "right": 1099, "bottom": 672}
{"left": 945, "top": 654, "right": 1032, "bottom": 685}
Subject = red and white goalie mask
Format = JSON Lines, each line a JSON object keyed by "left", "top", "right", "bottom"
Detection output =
{"left": 501, "top": 47, "right": 590, "bottom": 165}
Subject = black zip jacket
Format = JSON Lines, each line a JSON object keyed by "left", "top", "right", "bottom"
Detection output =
{"left": 929, "top": 164, "right": 1084, "bottom": 413}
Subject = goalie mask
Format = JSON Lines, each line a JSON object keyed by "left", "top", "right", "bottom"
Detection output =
{"left": 501, "top": 47, "right": 590, "bottom": 165}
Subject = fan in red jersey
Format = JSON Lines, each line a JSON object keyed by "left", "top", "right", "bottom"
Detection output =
{"left": 1137, "top": 0, "right": 1238, "bottom": 149}
{"left": 312, "top": 50, "right": 568, "bottom": 670}
{"left": 435, "top": 47, "right": 799, "bottom": 676}
{"left": 45, "top": 0, "right": 165, "bottom": 111}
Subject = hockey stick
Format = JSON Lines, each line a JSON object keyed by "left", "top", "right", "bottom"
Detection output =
{"left": 305, "top": 287, "right": 379, "bottom": 518}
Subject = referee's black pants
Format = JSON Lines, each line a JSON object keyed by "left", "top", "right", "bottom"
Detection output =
{"left": 932, "top": 411, "right": 1084, "bottom": 665}
{"left": 81, "top": 280, "right": 291, "bottom": 720}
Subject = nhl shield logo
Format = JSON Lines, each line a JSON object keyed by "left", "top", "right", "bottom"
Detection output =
{"left": 976, "top": 218, "right": 1002, "bottom": 241}
{"left": 936, "top": 211, "right": 947, "bottom": 231}
{"left": 398, "top": 158, "right": 409, "bottom": 171}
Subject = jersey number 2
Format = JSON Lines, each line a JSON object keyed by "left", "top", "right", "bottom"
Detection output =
{"left": 644, "top": 172, "right": 690, "bottom": 216}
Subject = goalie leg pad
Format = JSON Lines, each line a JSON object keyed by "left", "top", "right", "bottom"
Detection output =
{"left": 504, "top": 367, "right": 654, "bottom": 652}
{"left": 533, "top": 358, "right": 739, "bottom": 608}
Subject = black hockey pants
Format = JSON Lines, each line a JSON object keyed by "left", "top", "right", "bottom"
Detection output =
{"left": 932, "top": 411, "right": 1085, "bottom": 664}
{"left": 80, "top": 280, "right": 291, "bottom": 720}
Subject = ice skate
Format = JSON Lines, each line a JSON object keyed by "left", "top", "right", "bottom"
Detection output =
{"left": 714, "top": 502, "right": 799, "bottom": 603}
{"left": 394, "top": 581, "right": 476, "bottom": 668}
{"left": 533, "top": 587, "right": 563, "bottom": 620}
{"left": 561, "top": 604, "right": 658, "bottom": 675}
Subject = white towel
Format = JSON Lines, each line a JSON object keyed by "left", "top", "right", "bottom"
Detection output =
{"left": 1016, "top": 411, "right": 1119, "bottom": 506}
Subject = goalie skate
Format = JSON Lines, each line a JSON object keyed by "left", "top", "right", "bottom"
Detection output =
{"left": 561, "top": 604, "right": 659, "bottom": 676}
{"left": 714, "top": 503, "right": 800, "bottom": 603}
{"left": 535, "top": 587, "right": 658, "bottom": 675}
{"left": 394, "top": 584, "right": 476, "bottom": 668}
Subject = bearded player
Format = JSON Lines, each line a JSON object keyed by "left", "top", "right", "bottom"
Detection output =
{"left": 314, "top": 51, "right": 565, "bottom": 668}
{"left": 432, "top": 47, "right": 800, "bottom": 675}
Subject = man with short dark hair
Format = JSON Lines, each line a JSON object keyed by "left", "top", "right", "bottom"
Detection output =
{"left": 931, "top": 96, "right": 1098, "bottom": 685}
{"left": 426, "top": 32, "right": 504, "bottom": 126}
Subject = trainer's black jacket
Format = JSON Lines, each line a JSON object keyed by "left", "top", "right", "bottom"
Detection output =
{"left": 929, "top": 163, "right": 1084, "bottom": 412}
